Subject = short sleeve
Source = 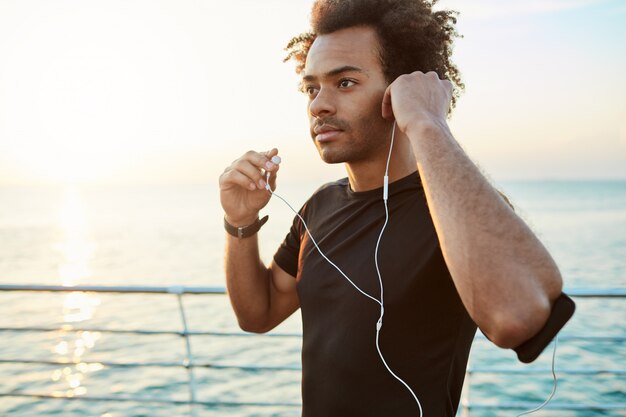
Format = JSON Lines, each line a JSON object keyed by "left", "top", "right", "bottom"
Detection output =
{"left": 273, "top": 211, "right": 304, "bottom": 278}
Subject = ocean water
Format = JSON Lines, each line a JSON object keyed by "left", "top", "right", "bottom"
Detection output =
{"left": 0, "top": 180, "right": 624, "bottom": 416}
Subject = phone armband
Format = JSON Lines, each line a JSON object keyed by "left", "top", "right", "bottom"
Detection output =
{"left": 513, "top": 292, "right": 576, "bottom": 363}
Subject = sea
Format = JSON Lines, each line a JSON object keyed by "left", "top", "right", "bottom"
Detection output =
{"left": 0, "top": 179, "right": 624, "bottom": 417}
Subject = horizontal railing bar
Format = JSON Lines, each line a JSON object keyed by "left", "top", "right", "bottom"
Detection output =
{"left": 472, "top": 334, "right": 626, "bottom": 342}
{"left": 0, "top": 326, "right": 303, "bottom": 338}
{"left": 207, "top": 363, "right": 300, "bottom": 371}
{"left": 2, "top": 327, "right": 623, "bottom": 343}
{"left": 3, "top": 392, "right": 624, "bottom": 411}
{"left": 0, "top": 326, "right": 182, "bottom": 336}
{"left": 1, "top": 284, "right": 624, "bottom": 297}
{"left": 464, "top": 401, "right": 626, "bottom": 410}
{"left": 0, "top": 358, "right": 301, "bottom": 371}
{"left": 565, "top": 287, "right": 626, "bottom": 297}
{"left": 0, "top": 392, "right": 301, "bottom": 408}
{"left": 468, "top": 367, "right": 626, "bottom": 375}
{"left": 0, "top": 284, "right": 225, "bottom": 295}
{"left": 4, "top": 358, "right": 624, "bottom": 375}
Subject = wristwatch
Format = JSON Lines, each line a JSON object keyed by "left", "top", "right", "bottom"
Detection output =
{"left": 224, "top": 215, "right": 269, "bottom": 239}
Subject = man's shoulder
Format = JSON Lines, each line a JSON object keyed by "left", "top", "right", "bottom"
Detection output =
{"left": 309, "top": 177, "right": 349, "bottom": 199}
{"left": 299, "top": 177, "right": 349, "bottom": 215}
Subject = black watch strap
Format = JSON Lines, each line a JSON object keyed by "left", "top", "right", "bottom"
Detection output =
{"left": 224, "top": 215, "right": 269, "bottom": 239}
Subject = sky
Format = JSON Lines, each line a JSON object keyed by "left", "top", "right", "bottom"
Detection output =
{"left": 0, "top": 0, "right": 624, "bottom": 186}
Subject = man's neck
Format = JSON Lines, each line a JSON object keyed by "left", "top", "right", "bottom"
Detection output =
{"left": 345, "top": 132, "right": 417, "bottom": 192}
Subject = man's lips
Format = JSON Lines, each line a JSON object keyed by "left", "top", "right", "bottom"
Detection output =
{"left": 316, "top": 130, "right": 342, "bottom": 142}
{"left": 314, "top": 125, "right": 343, "bottom": 142}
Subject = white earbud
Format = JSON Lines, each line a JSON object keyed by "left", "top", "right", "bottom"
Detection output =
{"left": 265, "top": 155, "right": 281, "bottom": 191}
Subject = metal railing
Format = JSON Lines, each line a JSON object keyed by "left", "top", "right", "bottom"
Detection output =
{"left": 0, "top": 284, "right": 624, "bottom": 416}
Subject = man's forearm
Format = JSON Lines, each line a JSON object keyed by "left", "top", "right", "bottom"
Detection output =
{"left": 225, "top": 233, "right": 272, "bottom": 332}
{"left": 407, "top": 120, "right": 563, "bottom": 348}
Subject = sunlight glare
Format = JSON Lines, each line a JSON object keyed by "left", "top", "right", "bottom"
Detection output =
{"left": 49, "top": 186, "right": 102, "bottom": 396}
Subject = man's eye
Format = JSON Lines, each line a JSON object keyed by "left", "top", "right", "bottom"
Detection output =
{"left": 339, "top": 79, "right": 355, "bottom": 88}
{"left": 303, "top": 86, "right": 318, "bottom": 96}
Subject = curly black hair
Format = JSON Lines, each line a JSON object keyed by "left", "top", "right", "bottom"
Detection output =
{"left": 284, "top": 0, "right": 464, "bottom": 110}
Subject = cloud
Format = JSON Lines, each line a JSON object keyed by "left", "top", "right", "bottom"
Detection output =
{"left": 436, "top": 0, "right": 609, "bottom": 20}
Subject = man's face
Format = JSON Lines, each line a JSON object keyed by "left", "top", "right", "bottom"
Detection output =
{"left": 302, "top": 26, "right": 391, "bottom": 164}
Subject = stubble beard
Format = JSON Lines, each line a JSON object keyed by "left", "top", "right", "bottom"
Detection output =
{"left": 313, "top": 112, "right": 391, "bottom": 165}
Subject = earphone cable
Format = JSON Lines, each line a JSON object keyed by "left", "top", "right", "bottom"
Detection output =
{"left": 265, "top": 119, "right": 560, "bottom": 417}
{"left": 267, "top": 189, "right": 382, "bottom": 306}
{"left": 266, "top": 121, "right": 425, "bottom": 416}
{"left": 515, "top": 337, "right": 559, "bottom": 416}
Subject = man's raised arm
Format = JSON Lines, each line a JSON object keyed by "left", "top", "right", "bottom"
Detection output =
{"left": 383, "top": 72, "right": 563, "bottom": 348}
{"left": 219, "top": 149, "right": 299, "bottom": 333}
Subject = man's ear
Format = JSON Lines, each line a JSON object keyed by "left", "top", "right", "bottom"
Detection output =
{"left": 381, "top": 84, "right": 394, "bottom": 121}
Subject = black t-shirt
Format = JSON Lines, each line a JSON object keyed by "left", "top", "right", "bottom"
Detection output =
{"left": 274, "top": 172, "right": 477, "bottom": 417}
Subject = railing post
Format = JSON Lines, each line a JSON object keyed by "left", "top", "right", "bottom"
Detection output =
{"left": 171, "top": 287, "right": 198, "bottom": 417}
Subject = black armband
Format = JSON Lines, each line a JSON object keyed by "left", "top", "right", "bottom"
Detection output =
{"left": 513, "top": 292, "right": 576, "bottom": 363}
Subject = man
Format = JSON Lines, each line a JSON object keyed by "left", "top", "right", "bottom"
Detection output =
{"left": 219, "top": 0, "right": 564, "bottom": 415}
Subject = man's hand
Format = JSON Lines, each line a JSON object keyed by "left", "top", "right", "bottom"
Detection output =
{"left": 381, "top": 71, "right": 453, "bottom": 135}
{"left": 219, "top": 148, "right": 280, "bottom": 226}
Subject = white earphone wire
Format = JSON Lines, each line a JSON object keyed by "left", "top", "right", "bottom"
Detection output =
{"left": 516, "top": 337, "right": 559, "bottom": 416}
{"left": 266, "top": 189, "right": 381, "bottom": 306}
{"left": 373, "top": 123, "right": 425, "bottom": 415}
{"left": 266, "top": 121, "right": 423, "bottom": 416}
{"left": 265, "top": 119, "right": 561, "bottom": 417}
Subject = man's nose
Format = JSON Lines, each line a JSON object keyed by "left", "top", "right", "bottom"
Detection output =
{"left": 309, "top": 88, "right": 336, "bottom": 118}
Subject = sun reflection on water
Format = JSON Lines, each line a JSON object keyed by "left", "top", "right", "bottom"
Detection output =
{"left": 51, "top": 185, "right": 102, "bottom": 397}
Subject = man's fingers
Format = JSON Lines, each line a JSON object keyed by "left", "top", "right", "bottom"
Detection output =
{"left": 262, "top": 148, "right": 279, "bottom": 159}
{"left": 243, "top": 148, "right": 280, "bottom": 173}
{"left": 381, "top": 85, "right": 394, "bottom": 121}
{"left": 221, "top": 159, "right": 266, "bottom": 191}
{"left": 220, "top": 168, "right": 259, "bottom": 191}
{"left": 235, "top": 159, "right": 268, "bottom": 190}
{"left": 242, "top": 150, "right": 270, "bottom": 170}
{"left": 220, "top": 149, "right": 281, "bottom": 191}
